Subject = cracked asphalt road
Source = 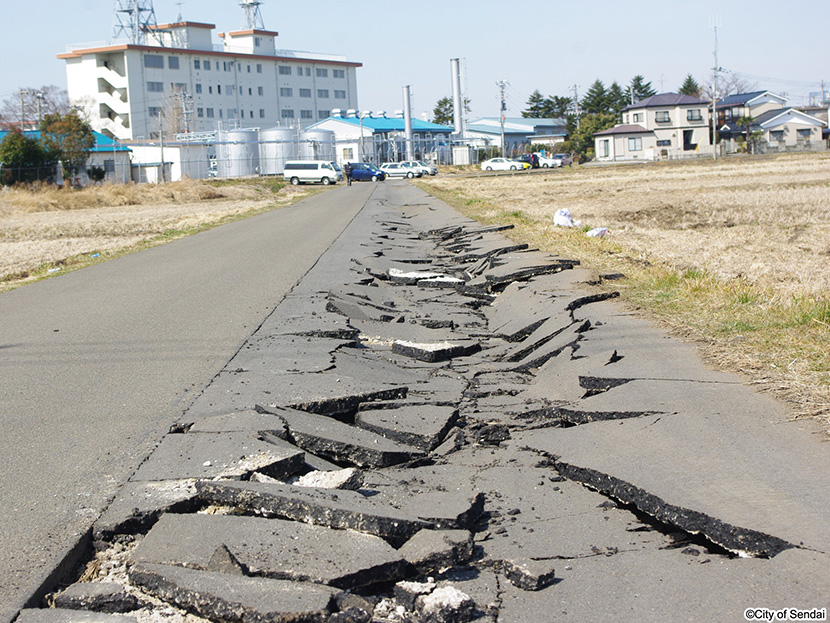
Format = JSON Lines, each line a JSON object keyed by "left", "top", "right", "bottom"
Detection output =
{"left": 4, "top": 180, "right": 829, "bottom": 622}
{"left": 0, "top": 187, "right": 370, "bottom": 623}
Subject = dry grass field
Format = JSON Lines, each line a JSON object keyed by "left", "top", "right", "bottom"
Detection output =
{"left": 419, "top": 154, "right": 830, "bottom": 430}
{"left": 0, "top": 178, "right": 314, "bottom": 289}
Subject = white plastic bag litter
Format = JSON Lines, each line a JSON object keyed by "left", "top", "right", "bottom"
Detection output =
{"left": 553, "top": 208, "right": 575, "bottom": 227}
{"left": 586, "top": 227, "right": 609, "bottom": 238}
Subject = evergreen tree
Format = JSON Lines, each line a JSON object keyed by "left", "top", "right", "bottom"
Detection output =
{"left": 0, "top": 128, "right": 51, "bottom": 184}
{"left": 432, "top": 97, "right": 454, "bottom": 126}
{"left": 679, "top": 74, "right": 701, "bottom": 98}
{"left": 627, "top": 75, "right": 657, "bottom": 105}
{"left": 607, "top": 82, "right": 628, "bottom": 115}
{"left": 581, "top": 80, "right": 609, "bottom": 115}
{"left": 523, "top": 90, "right": 548, "bottom": 118}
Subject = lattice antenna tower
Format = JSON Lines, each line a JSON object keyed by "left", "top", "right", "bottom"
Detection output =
{"left": 113, "top": 0, "right": 159, "bottom": 44}
{"left": 240, "top": 0, "right": 265, "bottom": 30}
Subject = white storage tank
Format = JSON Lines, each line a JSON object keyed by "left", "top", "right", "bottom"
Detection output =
{"left": 300, "top": 130, "right": 336, "bottom": 162}
{"left": 259, "top": 127, "right": 298, "bottom": 176}
{"left": 216, "top": 128, "right": 260, "bottom": 178}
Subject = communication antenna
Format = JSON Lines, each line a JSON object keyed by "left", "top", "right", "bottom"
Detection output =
{"left": 112, "top": 0, "right": 159, "bottom": 45}
{"left": 240, "top": 0, "right": 265, "bottom": 30}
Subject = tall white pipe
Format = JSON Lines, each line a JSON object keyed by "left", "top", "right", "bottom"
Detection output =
{"left": 451, "top": 58, "right": 463, "bottom": 136}
{"left": 403, "top": 85, "right": 414, "bottom": 160}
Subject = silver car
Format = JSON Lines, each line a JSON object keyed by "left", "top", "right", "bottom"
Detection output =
{"left": 380, "top": 162, "right": 423, "bottom": 178}
{"left": 401, "top": 160, "right": 438, "bottom": 176}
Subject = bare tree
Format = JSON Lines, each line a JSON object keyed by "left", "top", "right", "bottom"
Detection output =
{"left": 0, "top": 86, "right": 71, "bottom": 128}
{"left": 701, "top": 72, "right": 759, "bottom": 99}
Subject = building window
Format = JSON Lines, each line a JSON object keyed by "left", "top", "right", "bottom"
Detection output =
{"left": 632, "top": 113, "right": 642, "bottom": 123}
{"left": 247, "top": 65, "right": 251, "bottom": 73}
{"left": 797, "top": 128, "right": 812, "bottom": 141}
{"left": 343, "top": 148, "right": 354, "bottom": 160}
{"left": 208, "top": 86, "right": 213, "bottom": 94}
{"left": 204, "top": 60, "right": 211, "bottom": 71}
{"left": 104, "top": 159, "right": 115, "bottom": 173}
{"left": 258, "top": 86, "right": 264, "bottom": 96}
{"left": 281, "top": 109, "right": 295, "bottom": 118}
{"left": 655, "top": 111, "right": 670, "bottom": 123}
{"left": 299, "top": 88, "right": 311, "bottom": 98}
{"left": 305, "top": 67, "right": 311, "bottom": 77}
{"left": 770, "top": 130, "right": 784, "bottom": 142}
{"left": 628, "top": 137, "right": 643, "bottom": 151}
{"left": 168, "top": 56, "right": 180, "bottom": 70}
{"left": 217, "top": 85, "right": 222, "bottom": 94}
{"left": 195, "top": 83, "right": 202, "bottom": 94}
{"left": 194, "top": 59, "right": 201, "bottom": 70}
{"left": 687, "top": 109, "right": 703, "bottom": 121}
{"left": 333, "top": 69, "right": 345, "bottom": 79}
{"left": 334, "top": 90, "right": 346, "bottom": 99}
{"left": 172, "top": 83, "right": 187, "bottom": 93}
{"left": 148, "top": 106, "right": 162, "bottom": 118}
{"left": 318, "top": 110, "right": 330, "bottom": 119}
{"left": 144, "top": 55, "right": 164, "bottom": 69}
{"left": 280, "top": 87, "right": 293, "bottom": 97}
{"left": 656, "top": 139, "right": 672, "bottom": 146}
{"left": 301, "top": 110, "right": 313, "bottom": 119}
{"left": 598, "top": 139, "right": 609, "bottom": 158}
{"left": 206, "top": 108, "right": 214, "bottom": 118}
{"left": 260, "top": 109, "right": 265, "bottom": 118}
{"left": 279, "top": 65, "right": 292, "bottom": 75}
{"left": 255, "top": 37, "right": 261, "bottom": 47}
{"left": 317, "top": 89, "right": 329, "bottom": 98}
{"left": 197, "top": 108, "right": 204, "bottom": 118}
{"left": 257, "top": 64, "right": 263, "bottom": 73}
{"left": 147, "top": 81, "right": 164, "bottom": 93}
{"left": 316, "top": 68, "right": 328, "bottom": 78}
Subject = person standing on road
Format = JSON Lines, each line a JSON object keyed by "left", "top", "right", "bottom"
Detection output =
{"left": 343, "top": 162, "right": 353, "bottom": 186}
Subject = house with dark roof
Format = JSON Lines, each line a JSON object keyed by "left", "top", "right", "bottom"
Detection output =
{"left": 593, "top": 93, "right": 711, "bottom": 161}
{"left": 719, "top": 107, "right": 826, "bottom": 152}
{"left": 714, "top": 91, "right": 788, "bottom": 129}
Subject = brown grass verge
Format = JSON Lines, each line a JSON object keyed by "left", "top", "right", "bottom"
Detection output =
{"left": 418, "top": 154, "right": 830, "bottom": 433}
{"left": 0, "top": 178, "right": 317, "bottom": 292}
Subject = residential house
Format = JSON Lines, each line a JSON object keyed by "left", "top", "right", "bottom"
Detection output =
{"left": 714, "top": 91, "right": 788, "bottom": 128}
{"left": 720, "top": 107, "right": 826, "bottom": 153}
{"left": 593, "top": 93, "right": 711, "bottom": 162}
{"left": 465, "top": 117, "right": 568, "bottom": 155}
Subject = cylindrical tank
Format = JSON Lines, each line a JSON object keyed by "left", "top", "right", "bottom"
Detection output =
{"left": 259, "top": 127, "right": 298, "bottom": 175}
{"left": 216, "top": 128, "right": 260, "bottom": 178}
{"left": 300, "top": 129, "right": 336, "bottom": 161}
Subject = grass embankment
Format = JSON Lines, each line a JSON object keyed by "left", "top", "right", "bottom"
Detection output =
{"left": 419, "top": 154, "right": 830, "bottom": 427}
{"left": 0, "top": 177, "right": 315, "bottom": 292}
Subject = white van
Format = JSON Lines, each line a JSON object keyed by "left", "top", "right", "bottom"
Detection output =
{"left": 283, "top": 161, "right": 343, "bottom": 185}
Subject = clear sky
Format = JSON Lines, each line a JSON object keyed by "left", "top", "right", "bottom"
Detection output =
{"left": 1, "top": 0, "right": 828, "bottom": 120}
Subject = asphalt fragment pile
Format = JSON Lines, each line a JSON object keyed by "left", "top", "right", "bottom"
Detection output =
{"left": 28, "top": 184, "right": 828, "bottom": 623}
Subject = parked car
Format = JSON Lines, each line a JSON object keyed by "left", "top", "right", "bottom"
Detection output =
{"left": 349, "top": 162, "right": 386, "bottom": 182}
{"left": 480, "top": 158, "right": 530, "bottom": 171}
{"left": 380, "top": 162, "right": 423, "bottom": 178}
{"left": 514, "top": 154, "right": 539, "bottom": 168}
{"left": 283, "top": 160, "right": 343, "bottom": 185}
{"left": 401, "top": 160, "right": 438, "bottom": 176}
{"left": 535, "top": 154, "right": 560, "bottom": 168}
{"left": 550, "top": 153, "right": 573, "bottom": 167}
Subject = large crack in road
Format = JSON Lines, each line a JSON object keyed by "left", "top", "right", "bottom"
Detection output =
{"left": 19, "top": 182, "right": 829, "bottom": 623}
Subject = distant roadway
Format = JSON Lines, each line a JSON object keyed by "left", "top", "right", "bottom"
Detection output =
{"left": 0, "top": 183, "right": 373, "bottom": 623}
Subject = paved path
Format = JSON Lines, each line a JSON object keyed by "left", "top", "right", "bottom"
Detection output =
{"left": 0, "top": 184, "right": 372, "bottom": 622}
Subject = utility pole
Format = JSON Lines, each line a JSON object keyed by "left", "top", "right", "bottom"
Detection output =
{"left": 711, "top": 16, "right": 722, "bottom": 161}
{"left": 496, "top": 80, "right": 508, "bottom": 157}
{"left": 571, "top": 85, "right": 581, "bottom": 130}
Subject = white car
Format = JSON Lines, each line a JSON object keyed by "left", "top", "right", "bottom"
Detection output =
{"left": 535, "top": 154, "right": 562, "bottom": 168}
{"left": 401, "top": 160, "right": 438, "bottom": 176}
{"left": 480, "top": 158, "right": 530, "bottom": 171}
{"left": 380, "top": 162, "right": 423, "bottom": 178}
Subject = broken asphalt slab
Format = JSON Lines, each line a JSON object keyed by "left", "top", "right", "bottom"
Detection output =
{"left": 257, "top": 406, "right": 426, "bottom": 468}
{"left": 129, "top": 562, "right": 338, "bottom": 623}
{"left": 194, "top": 479, "right": 433, "bottom": 541}
{"left": 130, "top": 513, "right": 409, "bottom": 589}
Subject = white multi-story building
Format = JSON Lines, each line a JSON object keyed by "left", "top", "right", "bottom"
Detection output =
{"left": 59, "top": 21, "right": 361, "bottom": 141}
